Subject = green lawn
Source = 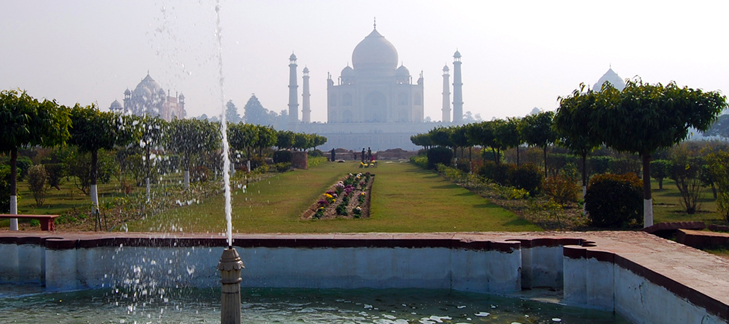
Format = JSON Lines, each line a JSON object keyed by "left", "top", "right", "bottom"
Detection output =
{"left": 651, "top": 178, "right": 725, "bottom": 225}
{"left": 126, "top": 161, "right": 541, "bottom": 233}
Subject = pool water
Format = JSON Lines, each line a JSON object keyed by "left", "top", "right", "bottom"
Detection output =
{"left": 0, "top": 287, "right": 631, "bottom": 323}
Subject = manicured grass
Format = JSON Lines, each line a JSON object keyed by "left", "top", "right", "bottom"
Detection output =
{"left": 651, "top": 178, "right": 725, "bottom": 225}
{"left": 126, "top": 161, "right": 541, "bottom": 233}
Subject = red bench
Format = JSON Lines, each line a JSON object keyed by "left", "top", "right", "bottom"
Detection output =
{"left": 0, "top": 214, "right": 59, "bottom": 231}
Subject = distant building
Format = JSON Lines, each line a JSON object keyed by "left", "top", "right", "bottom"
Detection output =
{"left": 286, "top": 24, "right": 458, "bottom": 150}
{"left": 109, "top": 73, "right": 186, "bottom": 121}
{"left": 593, "top": 67, "right": 626, "bottom": 92}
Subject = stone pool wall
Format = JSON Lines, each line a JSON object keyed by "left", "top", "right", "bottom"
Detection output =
{"left": 0, "top": 232, "right": 727, "bottom": 324}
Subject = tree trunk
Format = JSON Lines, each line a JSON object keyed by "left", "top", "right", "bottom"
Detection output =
{"left": 658, "top": 178, "right": 663, "bottom": 190}
{"left": 543, "top": 146, "right": 548, "bottom": 177}
{"left": 711, "top": 183, "right": 717, "bottom": 200}
{"left": 642, "top": 153, "right": 653, "bottom": 227}
{"left": 184, "top": 153, "right": 191, "bottom": 189}
{"left": 581, "top": 152, "right": 588, "bottom": 188}
{"left": 516, "top": 145, "right": 520, "bottom": 166}
{"left": 9, "top": 148, "right": 18, "bottom": 231}
{"left": 146, "top": 145, "right": 151, "bottom": 202}
{"left": 492, "top": 148, "right": 498, "bottom": 164}
{"left": 90, "top": 150, "right": 99, "bottom": 216}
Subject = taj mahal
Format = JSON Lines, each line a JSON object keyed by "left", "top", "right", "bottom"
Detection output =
{"left": 289, "top": 24, "right": 462, "bottom": 150}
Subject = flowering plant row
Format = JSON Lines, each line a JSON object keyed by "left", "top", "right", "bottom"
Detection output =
{"left": 304, "top": 172, "right": 374, "bottom": 220}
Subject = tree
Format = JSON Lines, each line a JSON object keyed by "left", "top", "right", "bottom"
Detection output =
{"left": 506, "top": 117, "right": 524, "bottom": 165}
{"left": 293, "top": 133, "right": 310, "bottom": 151}
{"left": 492, "top": 119, "right": 521, "bottom": 165}
{"left": 704, "top": 114, "right": 729, "bottom": 138}
{"left": 134, "top": 115, "right": 167, "bottom": 201}
{"left": 167, "top": 118, "right": 220, "bottom": 188}
{"left": 555, "top": 85, "right": 602, "bottom": 193}
{"left": 243, "top": 94, "right": 278, "bottom": 126}
{"left": 449, "top": 125, "right": 470, "bottom": 161}
{"left": 410, "top": 133, "right": 433, "bottom": 150}
{"left": 520, "top": 111, "right": 557, "bottom": 176}
{"left": 649, "top": 160, "right": 671, "bottom": 190}
{"left": 27, "top": 165, "right": 48, "bottom": 207}
{"left": 465, "top": 121, "right": 497, "bottom": 163}
{"left": 0, "top": 90, "right": 71, "bottom": 230}
{"left": 68, "top": 104, "right": 134, "bottom": 216}
{"left": 276, "top": 130, "right": 294, "bottom": 150}
{"left": 576, "top": 79, "right": 726, "bottom": 226}
{"left": 254, "top": 125, "right": 277, "bottom": 157}
{"left": 225, "top": 100, "right": 241, "bottom": 124}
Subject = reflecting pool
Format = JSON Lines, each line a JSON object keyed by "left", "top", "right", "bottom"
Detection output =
{"left": 0, "top": 286, "right": 630, "bottom": 323}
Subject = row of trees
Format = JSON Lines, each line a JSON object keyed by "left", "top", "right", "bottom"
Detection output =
{"left": 412, "top": 79, "right": 727, "bottom": 227}
{"left": 0, "top": 90, "right": 327, "bottom": 225}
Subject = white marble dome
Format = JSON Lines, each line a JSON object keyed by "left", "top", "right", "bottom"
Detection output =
{"left": 352, "top": 28, "right": 398, "bottom": 71}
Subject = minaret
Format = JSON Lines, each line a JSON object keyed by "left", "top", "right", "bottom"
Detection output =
{"left": 441, "top": 64, "right": 451, "bottom": 123}
{"left": 288, "top": 53, "right": 299, "bottom": 125}
{"left": 452, "top": 50, "right": 463, "bottom": 124}
{"left": 302, "top": 66, "right": 311, "bottom": 123}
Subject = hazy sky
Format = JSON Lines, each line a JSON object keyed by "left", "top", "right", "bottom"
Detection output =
{"left": 2, "top": 1, "right": 728, "bottom": 123}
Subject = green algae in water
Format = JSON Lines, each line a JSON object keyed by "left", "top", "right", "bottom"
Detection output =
{"left": 0, "top": 287, "right": 631, "bottom": 323}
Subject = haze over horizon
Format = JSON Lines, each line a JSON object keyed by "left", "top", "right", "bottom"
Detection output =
{"left": 2, "top": 0, "right": 728, "bottom": 123}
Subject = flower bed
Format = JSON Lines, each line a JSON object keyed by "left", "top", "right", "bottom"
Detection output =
{"left": 302, "top": 172, "right": 375, "bottom": 220}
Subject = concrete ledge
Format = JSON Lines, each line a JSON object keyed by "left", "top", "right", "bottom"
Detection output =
{"left": 677, "top": 229, "right": 729, "bottom": 249}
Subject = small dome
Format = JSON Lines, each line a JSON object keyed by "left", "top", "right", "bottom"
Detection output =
{"left": 289, "top": 53, "right": 297, "bottom": 61}
{"left": 396, "top": 65, "right": 410, "bottom": 76}
{"left": 593, "top": 68, "right": 626, "bottom": 92}
{"left": 341, "top": 65, "right": 354, "bottom": 77}
{"left": 454, "top": 50, "right": 461, "bottom": 59}
{"left": 178, "top": 93, "right": 185, "bottom": 99}
{"left": 352, "top": 28, "right": 398, "bottom": 71}
{"left": 124, "top": 89, "right": 131, "bottom": 95}
{"left": 303, "top": 66, "right": 309, "bottom": 73}
{"left": 109, "top": 100, "right": 122, "bottom": 111}
{"left": 443, "top": 64, "right": 450, "bottom": 72}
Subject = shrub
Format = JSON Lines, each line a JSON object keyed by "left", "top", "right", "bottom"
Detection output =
{"left": 479, "top": 161, "right": 513, "bottom": 186}
{"left": 273, "top": 150, "right": 293, "bottom": 164}
{"left": 455, "top": 159, "right": 470, "bottom": 173}
{"left": 589, "top": 156, "right": 611, "bottom": 175}
{"left": 410, "top": 155, "right": 428, "bottom": 169}
{"left": 669, "top": 146, "right": 703, "bottom": 214}
{"left": 427, "top": 147, "right": 452, "bottom": 169}
{"left": 275, "top": 162, "right": 292, "bottom": 173}
{"left": 585, "top": 173, "right": 643, "bottom": 228}
{"left": 543, "top": 174, "right": 579, "bottom": 205}
{"left": 308, "top": 149, "right": 324, "bottom": 157}
{"left": 27, "top": 165, "right": 48, "bottom": 207}
{"left": 507, "top": 163, "right": 542, "bottom": 195}
{"left": 0, "top": 165, "right": 12, "bottom": 213}
{"left": 44, "top": 163, "right": 66, "bottom": 190}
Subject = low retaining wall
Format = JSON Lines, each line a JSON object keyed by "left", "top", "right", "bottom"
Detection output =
{"left": 1, "top": 232, "right": 727, "bottom": 324}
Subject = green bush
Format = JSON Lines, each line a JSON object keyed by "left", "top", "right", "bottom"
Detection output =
{"left": 27, "top": 165, "right": 48, "bottom": 207}
{"left": 0, "top": 165, "right": 12, "bottom": 213}
{"left": 1, "top": 156, "right": 33, "bottom": 181}
{"left": 308, "top": 149, "right": 324, "bottom": 157}
{"left": 427, "top": 147, "right": 452, "bottom": 169}
{"left": 543, "top": 174, "right": 579, "bottom": 204}
{"left": 589, "top": 156, "right": 611, "bottom": 175}
{"left": 410, "top": 156, "right": 428, "bottom": 169}
{"left": 479, "top": 161, "right": 512, "bottom": 186}
{"left": 455, "top": 159, "right": 470, "bottom": 173}
{"left": 585, "top": 173, "right": 643, "bottom": 228}
{"left": 508, "top": 163, "right": 542, "bottom": 195}
{"left": 275, "top": 162, "right": 292, "bottom": 173}
{"left": 273, "top": 150, "right": 293, "bottom": 164}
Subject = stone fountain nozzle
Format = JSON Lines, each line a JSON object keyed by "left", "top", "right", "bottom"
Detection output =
{"left": 218, "top": 246, "right": 244, "bottom": 324}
